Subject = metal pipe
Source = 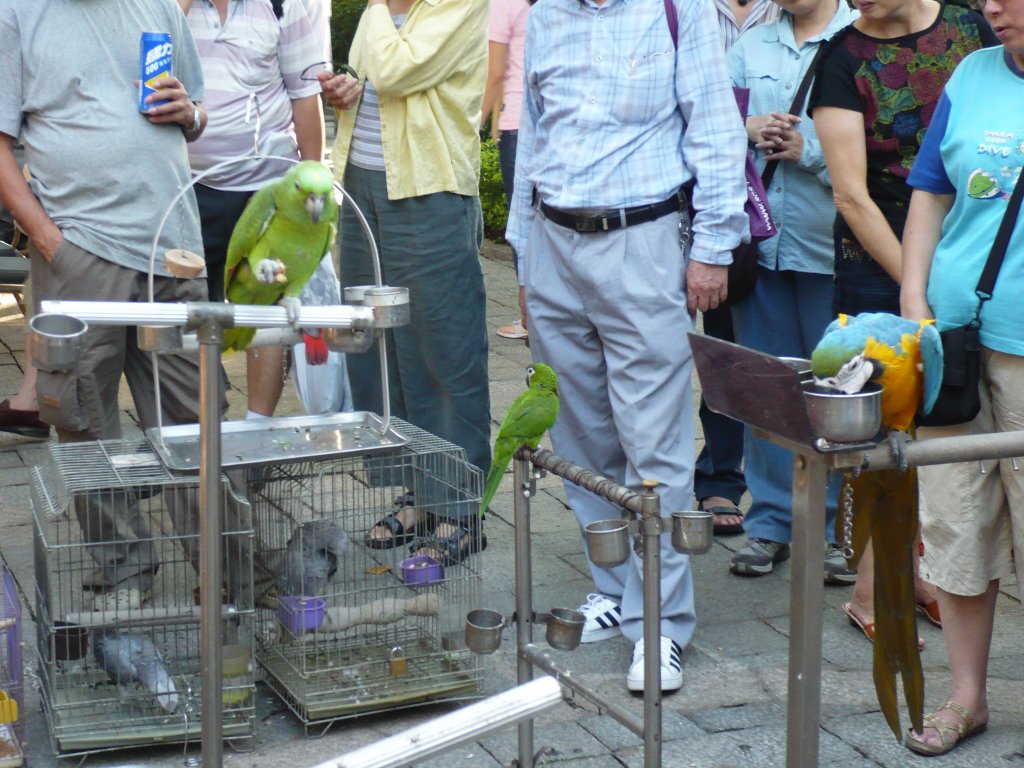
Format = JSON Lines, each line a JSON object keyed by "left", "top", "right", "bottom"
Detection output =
{"left": 311, "top": 677, "right": 564, "bottom": 768}
{"left": 40, "top": 300, "right": 375, "bottom": 329}
{"left": 521, "top": 645, "right": 645, "bottom": 736}
{"left": 522, "top": 448, "right": 646, "bottom": 516}
{"left": 513, "top": 458, "right": 536, "bottom": 768}
{"left": 785, "top": 452, "right": 828, "bottom": 768}
{"left": 639, "top": 481, "right": 663, "bottom": 768}
{"left": 197, "top": 321, "right": 224, "bottom": 767}
{"left": 863, "top": 429, "right": 1024, "bottom": 470}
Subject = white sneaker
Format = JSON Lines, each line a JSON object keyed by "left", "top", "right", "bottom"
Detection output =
{"left": 578, "top": 593, "right": 622, "bottom": 643}
{"left": 496, "top": 319, "right": 528, "bottom": 340}
{"left": 626, "top": 636, "right": 683, "bottom": 692}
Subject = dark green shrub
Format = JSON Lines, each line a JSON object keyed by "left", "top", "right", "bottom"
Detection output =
{"left": 330, "top": 0, "right": 363, "bottom": 68}
{"left": 479, "top": 139, "right": 508, "bottom": 242}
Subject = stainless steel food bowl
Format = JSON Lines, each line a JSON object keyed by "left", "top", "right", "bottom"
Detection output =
{"left": 545, "top": 607, "right": 585, "bottom": 651}
{"left": 779, "top": 356, "right": 813, "bottom": 381}
{"left": 671, "top": 510, "right": 714, "bottom": 555}
{"left": 29, "top": 313, "right": 87, "bottom": 372}
{"left": 802, "top": 381, "right": 882, "bottom": 443}
{"left": 584, "top": 519, "right": 631, "bottom": 567}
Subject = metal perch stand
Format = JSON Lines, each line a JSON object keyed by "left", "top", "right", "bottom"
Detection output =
{"left": 35, "top": 296, "right": 409, "bottom": 767}
{"left": 688, "top": 332, "right": 1024, "bottom": 767}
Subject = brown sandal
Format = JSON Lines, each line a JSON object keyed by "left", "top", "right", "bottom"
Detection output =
{"left": 905, "top": 700, "right": 987, "bottom": 756}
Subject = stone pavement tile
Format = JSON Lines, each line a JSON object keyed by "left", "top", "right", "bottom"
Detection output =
{"left": 825, "top": 709, "right": 1022, "bottom": 767}
{"left": 687, "top": 701, "right": 788, "bottom": 733}
{"left": 987, "top": 653, "right": 1024, "bottom": 681}
{"left": 666, "top": 664, "right": 773, "bottom": 713}
{"left": 577, "top": 708, "right": 706, "bottom": 751}
{"left": 618, "top": 730, "right": 763, "bottom": 768}
{"left": 479, "top": 717, "right": 621, "bottom": 766}
{"left": 720, "top": 723, "right": 866, "bottom": 767}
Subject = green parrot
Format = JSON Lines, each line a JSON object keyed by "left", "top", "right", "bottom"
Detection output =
{"left": 811, "top": 312, "right": 943, "bottom": 741}
{"left": 479, "top": 363, "right": 559, "bottom": 516}
{"left": 221, "top": 161, "right": 338, "bottom": 353}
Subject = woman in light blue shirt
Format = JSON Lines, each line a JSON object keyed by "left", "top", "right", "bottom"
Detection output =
{"left": 725, "top": 0, "right": 856, "bottom": 578}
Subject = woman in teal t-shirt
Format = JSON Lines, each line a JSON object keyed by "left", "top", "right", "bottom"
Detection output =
{"left": 901, "top": 15, "right": 1024, "bottom": 757}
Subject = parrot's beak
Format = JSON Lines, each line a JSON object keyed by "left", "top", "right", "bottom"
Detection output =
{"left": 306, "top": 193, "right": 325, "bottom": 224}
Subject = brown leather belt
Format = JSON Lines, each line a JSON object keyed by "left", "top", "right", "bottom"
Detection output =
{"left": 539, "top": 195, "right": 680, "bottom": 233}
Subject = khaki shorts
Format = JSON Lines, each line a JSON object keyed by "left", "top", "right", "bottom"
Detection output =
{"left": 917, "top": 348, "right": 1024, "bottom": 597}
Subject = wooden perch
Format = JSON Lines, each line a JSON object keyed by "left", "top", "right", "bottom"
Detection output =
{"left": 312, "top": 594, "right": 441, "bottom": 635}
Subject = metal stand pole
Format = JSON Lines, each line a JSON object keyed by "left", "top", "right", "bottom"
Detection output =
{"left": 513, "top": 458, "right": 535, "bottom": 768}
{"left": 197, "top": 321, "right": 224, "bottom": 767}
{"left": 639, "top": 481, "right": 662, "bottom": 768}
{"left": 785, "top": 452, "right": 827, "bottom": 768}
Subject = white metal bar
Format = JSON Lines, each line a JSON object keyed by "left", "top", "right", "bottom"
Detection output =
{"left": 310, "top": 677, "right": 563, "bottom": 768}
{"left": 40, "top": 300, "right": 374, "bottom": 329}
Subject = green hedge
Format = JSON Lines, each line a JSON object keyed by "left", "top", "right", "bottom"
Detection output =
{"left": 331, "top": 3, "right": 508, "bottom": 241}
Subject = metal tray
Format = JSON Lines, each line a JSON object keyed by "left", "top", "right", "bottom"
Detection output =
{"left": 146, "top": 411, "right": 408, "bottom": 471}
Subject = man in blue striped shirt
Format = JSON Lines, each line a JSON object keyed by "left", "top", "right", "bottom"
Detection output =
{"left": 506, "top": 0, "right": 747, "bottom": 692}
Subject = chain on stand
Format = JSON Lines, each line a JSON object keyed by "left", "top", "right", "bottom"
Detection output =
{"left": 839, "top": 468, "right": 859, "bottom": 560}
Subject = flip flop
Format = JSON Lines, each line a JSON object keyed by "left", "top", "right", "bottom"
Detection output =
{"left": 906, "top": 700, "right": 987, "bottom": 756}
{"left": 843, "top": 602, "right": 924, "bottom": 650}
{"left": 916, "top": 599, "right": 942, "bottom": 628}
{"left": 699, "top": 501, "right": 745, "bottom": 536}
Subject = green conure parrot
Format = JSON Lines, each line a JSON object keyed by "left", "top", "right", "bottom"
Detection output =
{"left": 811, "top": 312, "right": 943, "bottom": 741}
{"left": 221, "top": 161, "right": 338, "bottom": 357}
{"left": 479, "top": 363, "right": 559, "bottom": 516}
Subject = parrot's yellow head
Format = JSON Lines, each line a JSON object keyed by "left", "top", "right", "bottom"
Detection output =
{"left": 286, "top": 160, "right": 335, "bottom": 224}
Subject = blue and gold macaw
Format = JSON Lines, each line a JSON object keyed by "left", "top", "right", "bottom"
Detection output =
{"left": 811, "top": 312, "right": 943, "bottom": 741}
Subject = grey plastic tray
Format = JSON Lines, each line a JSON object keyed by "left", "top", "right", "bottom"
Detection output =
{"left": 146, "top": 411, "right": 408, "bottom": 471}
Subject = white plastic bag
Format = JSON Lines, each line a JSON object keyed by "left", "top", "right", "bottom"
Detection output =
{"left": 292, "top": 256, "right": 352, "bottom": 414}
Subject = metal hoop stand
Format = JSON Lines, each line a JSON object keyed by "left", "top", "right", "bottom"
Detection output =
{"left": 35, "top": 153, "right": 404, "bottom": 767}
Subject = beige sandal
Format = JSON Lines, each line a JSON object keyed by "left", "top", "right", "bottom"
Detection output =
{"left": 905, "top": 700, "right": 987, "bottom": 756}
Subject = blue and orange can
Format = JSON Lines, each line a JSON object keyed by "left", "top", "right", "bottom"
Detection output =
{"left": 139, "top": 32, "right": 173, "bottom": 112}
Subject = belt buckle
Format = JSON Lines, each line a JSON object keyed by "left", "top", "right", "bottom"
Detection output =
{"left": 575, "top": 217, "right": 597, "bottom": 233}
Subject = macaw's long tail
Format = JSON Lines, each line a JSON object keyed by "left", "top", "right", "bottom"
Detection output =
{"left": 222, "top": 326, "right": 256, "bottom": 353}
{"left": 849, "top": 469, "right": 924, "bottom": 741}
{"left": 479, "top": 439, "right": 515, "bottom": 517}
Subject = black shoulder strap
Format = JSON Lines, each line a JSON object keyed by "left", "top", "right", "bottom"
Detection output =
{"left": 975, "top": 168, "right": 1024, "bottom": 301}
{"left": 760, "top": 43, "right": 827, "bottom": 187}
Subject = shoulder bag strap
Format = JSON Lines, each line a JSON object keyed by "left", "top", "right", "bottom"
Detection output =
{"left": 760, "top": 43, "right": 827, "bottom": 187}
{"left": 974, "top": 167, "right": 1024, "bottom": 303}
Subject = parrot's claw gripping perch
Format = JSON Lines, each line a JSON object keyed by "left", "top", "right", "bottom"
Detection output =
{"left": 888, "top": 429, "right": 911, "bottom": 473}
{"left": 279, "top": 296, "right": 302, "bottom": 329}
{"left": 255, "top": 258, "right": 288, "bottom": 285}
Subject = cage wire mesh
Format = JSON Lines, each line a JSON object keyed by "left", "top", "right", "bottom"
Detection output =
{"left": 30, "top": 440, "right": 255, "bottom": 757}
{"left": 0, "top": 571, "right": 25, "bottom": 767}
{"left": 249, "top": 419, "right": 484, "bottom": 728}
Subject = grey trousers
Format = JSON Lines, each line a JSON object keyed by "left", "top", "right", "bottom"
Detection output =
{"left": 524, "top": 209, "right": 697, "bottom": 647}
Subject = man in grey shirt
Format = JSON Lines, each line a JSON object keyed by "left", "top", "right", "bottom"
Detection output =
{"left": 0, "top": 0, "right": 212, "bottom": 604}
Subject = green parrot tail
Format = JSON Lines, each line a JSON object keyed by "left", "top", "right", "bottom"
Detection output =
{"left": 479, "top": 442, "right": 514, "bottom": 517}
{"left": 222, "top": 327, "right": 256, "bottom": 353}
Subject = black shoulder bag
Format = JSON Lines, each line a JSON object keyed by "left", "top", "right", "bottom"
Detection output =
{"left": 917, "top": 167, "right": 1024, "bottom": 427}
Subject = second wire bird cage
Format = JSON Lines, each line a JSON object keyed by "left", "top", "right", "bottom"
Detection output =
{"left": 247, "top": 419, "right": 484, "bottom": 732}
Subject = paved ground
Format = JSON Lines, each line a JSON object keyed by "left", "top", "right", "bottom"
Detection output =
{"left": 1, "top": 245, "right": 1022, "bottom": 767}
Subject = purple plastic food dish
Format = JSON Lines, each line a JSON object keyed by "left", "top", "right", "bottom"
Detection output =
{"left": 400, "top": 555, "right": 445, "bottom": 586}
{"left": 277, "top": 596, "right": 326, "bottom": 633}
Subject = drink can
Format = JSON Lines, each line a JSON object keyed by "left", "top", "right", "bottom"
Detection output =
{"left": 139, "top": 32, "right": 173, "bottom": 112}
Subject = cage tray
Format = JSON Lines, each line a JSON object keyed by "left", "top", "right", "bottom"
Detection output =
{"left": 146, "top": 411, "right": 408, "bottom": 471}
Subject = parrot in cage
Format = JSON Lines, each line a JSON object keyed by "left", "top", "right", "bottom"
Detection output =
{"left": 221, "top": 160, "right": 338, "bottom": 358}
{"left": 93, "top": 630, "right": 178, "bottom": 714}
{"left": 810, "top": 312, "right": 943, "bottom": 741}
{"left": 283, "top": 519, "right": 351, "bottom": 597}
{"left": 479, "top": 363, "right": 559, "bottom": 516}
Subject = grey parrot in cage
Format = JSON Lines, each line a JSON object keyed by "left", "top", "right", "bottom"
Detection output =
{"left": 93, "top": 630, "right": 178, "bottom": 714}
{"left": 283, "top": 519, "right": 351, "bottom": 598}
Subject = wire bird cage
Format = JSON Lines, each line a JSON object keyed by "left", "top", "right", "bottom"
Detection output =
{"left": 30, "top": 440, "right": 256, "bottom": 757}
{"left": 0, "top": 571, "right": 25, "bottom": 767}
{"left": 249, "top": 419, "right": 484, "bottom": 732}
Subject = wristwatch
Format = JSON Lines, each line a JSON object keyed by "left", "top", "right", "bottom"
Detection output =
{"left": 190, "top": 104, "right": 201, "bottom": 134}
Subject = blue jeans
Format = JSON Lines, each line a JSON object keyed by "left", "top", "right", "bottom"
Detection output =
{"left": 498, "top": 129, "right": 519, "bottom": 276}
{"left": 732, "top": 267, "right": 841, "bottom": 544}
{"left": 694, "top": 304, "right": 746, "bottom": 505}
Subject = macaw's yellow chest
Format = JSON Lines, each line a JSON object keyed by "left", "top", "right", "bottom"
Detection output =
{"left": 864, "top": 334, "right": 924, "bottom": 432}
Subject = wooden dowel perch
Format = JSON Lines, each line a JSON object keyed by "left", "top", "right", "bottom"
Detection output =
{"left": 314, "top": 594, "right": 441, "bottom": 635}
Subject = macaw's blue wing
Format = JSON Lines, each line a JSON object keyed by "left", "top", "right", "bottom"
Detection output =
{"left": 917, "top": 322, "right": 944, "bottom": 416}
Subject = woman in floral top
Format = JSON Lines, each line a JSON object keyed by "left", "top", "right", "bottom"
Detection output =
{"left": 807, "top": 0, "right": 996, "bottom": 708}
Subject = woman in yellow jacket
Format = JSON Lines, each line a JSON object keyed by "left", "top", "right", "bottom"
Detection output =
{"left": 320, "top": 0, "right": 491, "bottom": 563}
